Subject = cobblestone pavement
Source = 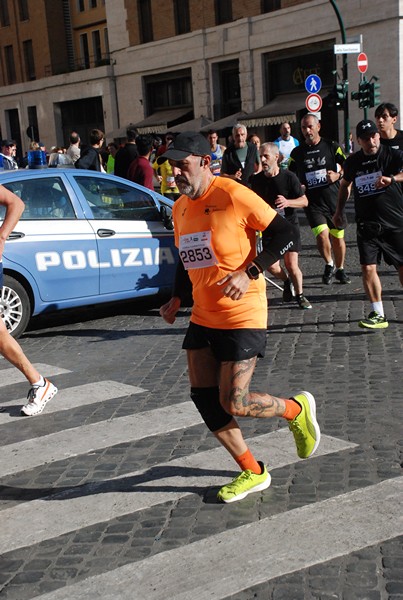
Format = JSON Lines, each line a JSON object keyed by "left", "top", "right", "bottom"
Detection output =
{"left": 0, "top": 220, "right": 402, "bottom": 600}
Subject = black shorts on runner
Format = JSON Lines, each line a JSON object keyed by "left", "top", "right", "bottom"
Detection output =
{"left": 0, "top": 262, "right": 3, "bottom": 289}
{"left": 288, "top": 223, "right": 302, "bottom": 253}
{"left": 357, "top": 227, "right": 403, "bottom": 269}
{"left": 182, "top": 321, "right": 267, "bottom": 362}
{"left": 305, "top": 201, "right": 339, "bottom": 231}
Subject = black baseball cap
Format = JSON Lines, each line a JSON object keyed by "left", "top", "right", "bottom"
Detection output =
{"left": 157, "top": 131, "right": 210, "bottom": 164}
{"left": 1, "top": 139, "right": 15, "bottom": 147}
{"left": 356, "top": 120, "right": 378, "bottom": 139}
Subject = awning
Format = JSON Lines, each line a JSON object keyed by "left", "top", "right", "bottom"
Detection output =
{"left": 170, "top": 115, "right": 212, "bottom": 133}
{"left": 200, "top": 111, "right": 247, "bottom": 133}
{"left": 239, "top": 93, "right": 308, "bottom": 127}
{"left": 133, "top": 108, "right": 193, "bottom": 134}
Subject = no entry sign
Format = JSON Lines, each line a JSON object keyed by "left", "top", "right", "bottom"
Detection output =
{"left": 357, "top": 52, "right": 368, "bottom": 74}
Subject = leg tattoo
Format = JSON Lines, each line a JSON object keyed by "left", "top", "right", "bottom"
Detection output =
{"left": 220, "top": 358, "right": 286, "bottom": 418}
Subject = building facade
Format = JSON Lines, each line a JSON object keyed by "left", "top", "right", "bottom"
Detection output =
{"left": 0, "top": 0, "right": 400, "bottom": 157}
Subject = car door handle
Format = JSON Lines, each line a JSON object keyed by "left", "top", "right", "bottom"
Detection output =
{"left": 97, "top": 229, "right": 116, "bottom": 237}
{"left": 7, "top": 231, "right": 25, "bottom": 239}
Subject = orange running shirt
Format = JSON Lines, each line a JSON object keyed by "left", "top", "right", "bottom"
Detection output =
{"left": 173, "top": 176, "right": 277, "bottom": 329}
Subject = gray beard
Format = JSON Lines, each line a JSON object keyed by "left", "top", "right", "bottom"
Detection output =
{"left": 177, "top": 182, "right": 195, "bottom": 197}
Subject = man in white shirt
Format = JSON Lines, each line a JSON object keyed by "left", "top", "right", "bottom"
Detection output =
{"left": 66, "top": 132, "right": 81, "bottom": 164}
{"left": 274, "top": 122, "right": 299, "bottom": 169}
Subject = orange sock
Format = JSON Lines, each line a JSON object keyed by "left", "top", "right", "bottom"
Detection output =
{"left": 235, "top": 449, "right": 261, "bottom": 474}
{"left": 282, "top": 398, "right": 302, "bottom": 421}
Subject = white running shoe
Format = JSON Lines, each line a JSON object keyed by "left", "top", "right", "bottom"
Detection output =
{"left": 21, "top": 379, "right": 58, "bottom": 416}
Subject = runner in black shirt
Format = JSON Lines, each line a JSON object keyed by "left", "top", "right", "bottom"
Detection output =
{"left": 289, "top": 113, "right": 350, "bottom": 285}
{"left": 334, "top": 119, "right": 403, "bottom": 329}
{"left": 252, "top": 142, "right": 312, "bottom": 309}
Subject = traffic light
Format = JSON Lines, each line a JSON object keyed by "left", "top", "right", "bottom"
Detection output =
{"left": 368, "top": 81, "right": 381, "bottom": 108}
{"left": 351, "top": 78, "right": 381, "bottom": 110}
{"left": 326, "top": 82, "right": 346, "bottom": 110}
{"left": 334, "top": 82, "right": 346, "bottom": 110}
{"left": 358, "top": 80, "right": 370, "bottom": 109}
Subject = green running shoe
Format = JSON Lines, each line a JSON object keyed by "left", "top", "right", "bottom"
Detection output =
{"left": 289, "top": 391, "right": 320, "bottom": 459}
{"left": 296, "top": 294, "right": 312, "bottom": 310}
{"left": 358, "top": 311, "right": 388, "bottom": 329}
{"left": 217, "top": 461, "right": 271, "bottom": 503}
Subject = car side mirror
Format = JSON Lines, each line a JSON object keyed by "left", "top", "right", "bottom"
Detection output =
{"left": 160, "top": 205, "right": 174, "bottom": 230}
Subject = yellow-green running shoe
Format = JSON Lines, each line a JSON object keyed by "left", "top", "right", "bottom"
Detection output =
{"left": 358, "top": 311, "right": 388, "bottom": 329}
{"left": 289, "top": 391, "right": 320, "bottom": 458}
{"left": 217, "top": 461, "right": 271, "bottom": 503}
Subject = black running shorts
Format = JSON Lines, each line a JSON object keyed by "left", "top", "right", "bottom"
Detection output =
{"left": 305, "top": 201, "right": 338, "bottom": 230}
{"left": 357, "top": 228, "right": 403, "bottom": 268}
{"left": 182, "top": 321, "right": 267, "bottom": 362}
{"left": 289, "top": 223, "right": 302, "bottom": 253}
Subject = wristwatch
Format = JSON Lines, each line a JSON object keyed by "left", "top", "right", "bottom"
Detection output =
{"left": 245, "top": 262, "right": 261, "bottom": 280}
{"left": 390, "top": 175, "right": 396, "bottom": 185}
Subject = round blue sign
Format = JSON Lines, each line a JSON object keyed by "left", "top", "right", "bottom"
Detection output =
{"left": 305, "top": 75, "right": 322, "bottom": 94}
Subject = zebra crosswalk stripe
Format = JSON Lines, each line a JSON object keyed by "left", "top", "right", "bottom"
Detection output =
{"left": 0, "top": 430, "right": 356, "bottom": 554}
{"left": 33, "top": 476, "right": 403, "bottom": 600}
{"left": 0, "top": 400, "right": 204, "bottom": 476}
{"left": 0, "top": 380, "right": 146, "bottom": 423}
{"left": 0, "top": 363, "right": 71, "bottom": 387}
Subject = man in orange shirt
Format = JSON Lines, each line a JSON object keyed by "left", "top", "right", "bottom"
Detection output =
{"left": 159, "top": 132, "right": 320, "bottom": 503}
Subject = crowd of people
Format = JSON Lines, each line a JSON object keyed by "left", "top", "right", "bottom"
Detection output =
{"left": 0, "top": 103, "right": 402, "bottom": 504}
{"left": 22, "top": 104, "right": 397, "bottom": 330}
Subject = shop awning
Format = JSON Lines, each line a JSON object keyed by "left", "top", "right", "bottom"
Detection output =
{"left": 200, "top": 111, "right": 247, "bottom": 133}
{"left": 239, "top": 93, "right": 308, "bottom": 127}
{"left": 133, "top": 108, "right": 193, "bottom": 134}
{"left": 170, "top": 115, "right": 212, "bottom": 133}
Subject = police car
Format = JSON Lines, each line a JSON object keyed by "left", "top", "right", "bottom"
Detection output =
{"left": 0, "top": 169, "right": 177, "bottom": 337}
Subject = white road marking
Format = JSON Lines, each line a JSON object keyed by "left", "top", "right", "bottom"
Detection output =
{"left": 0, "top": 363, "right": 71, "bottom": 388}
{"left": 0, "top": 430, "right": 356, "bottom": 553}
{"left": 0, "top": 401, "right": 202, "bottom": 474}
{"left": 0, "top": 381, "right": 145, "bottom": 423}
{"left": 33, "top": 477, "right": 403, "bottom": 600}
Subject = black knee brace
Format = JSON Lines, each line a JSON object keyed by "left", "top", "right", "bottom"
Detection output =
{"left": 190, "top": 386, "right": 233, "bottom": 432}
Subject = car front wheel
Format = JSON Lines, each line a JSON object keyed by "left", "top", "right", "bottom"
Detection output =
{"left": 0, "top": 276, "right": 31, "bottom": 338}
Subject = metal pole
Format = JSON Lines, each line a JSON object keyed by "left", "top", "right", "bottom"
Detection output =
{"left": 264, "top": 276, "right": 284, "bottom": 292}
{"left": 329, "top": 0, "right": 349, "bottom": 152}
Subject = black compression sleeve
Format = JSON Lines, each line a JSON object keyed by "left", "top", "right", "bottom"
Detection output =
{"left": 253, "top": 213, "right": 298, "bottom": 272}
{"left": 172, "top": 259, "right": 192, "bottom": 302}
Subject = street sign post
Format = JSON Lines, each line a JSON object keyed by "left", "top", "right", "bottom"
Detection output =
{"left": 357, "top": 53, "right": 368, "bottom": 74}
{"left": 305, "top": 93, "right": 323, "bottom": 113}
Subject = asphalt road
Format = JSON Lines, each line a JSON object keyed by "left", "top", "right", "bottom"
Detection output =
{"left": 0, "top": 219, "right": 402, "bottom": 600}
